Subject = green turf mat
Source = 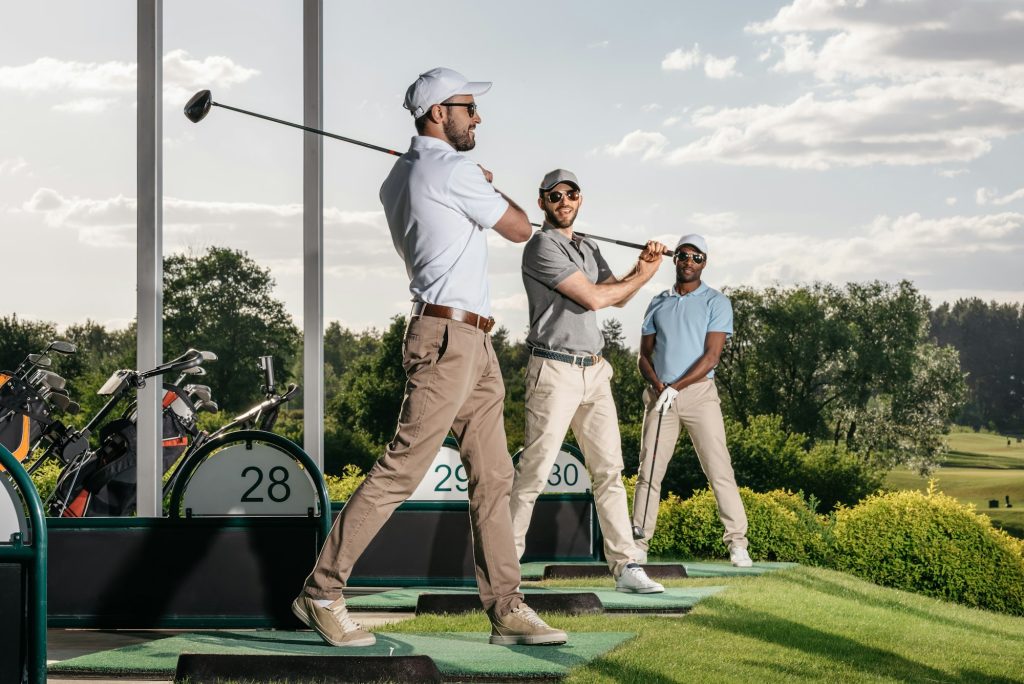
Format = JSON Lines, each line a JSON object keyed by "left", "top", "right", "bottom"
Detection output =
{"left": 345, "top": 586, "right": 726, "bottom": 612}
{"left": 519, "top": 560, "right": 796, "bottom": 580}
{"left": 48, "top": 630, "right": 636, "bottom": 680}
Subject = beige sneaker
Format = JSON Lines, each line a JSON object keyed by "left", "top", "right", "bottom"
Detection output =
{"left": 489, "top": 602, "right": 568, "bottom": 646}
{"left": 292, "top": 594, "right": 376, "bottom": 647}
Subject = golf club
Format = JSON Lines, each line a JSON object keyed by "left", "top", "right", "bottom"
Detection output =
{"left": 185, "top": 89, "right": 674, "bottom": 256}
{"left": 184, "top": 89, "right": 403, "bottom": 157}
{"left": 632, "top": 403, "right": 670, "bottom": 541}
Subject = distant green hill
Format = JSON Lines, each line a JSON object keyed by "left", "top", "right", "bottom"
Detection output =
{"left": 886, "top": 429, "right": 1024, "bottom": 538}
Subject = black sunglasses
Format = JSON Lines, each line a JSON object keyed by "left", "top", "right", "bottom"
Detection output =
{"left": 544, "top": 189, "right": 581, "bottom": 203}
{"left": 674, "top": 252, "right": 706, "bottom": 264}
{"left": 443, "top": 102, "right": 478, "bottom": 117}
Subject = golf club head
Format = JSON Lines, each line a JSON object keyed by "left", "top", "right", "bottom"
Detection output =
{"left": 197, "top": 399, "right": 219, "bottom": 414}
{"left": 48, "top": 340, "right": 77, "bottom": 355}
{"left": 65, "top": 401, "right": 81, "bottom": 415}
{"left": 631, "top": 526, "right": 645, "bottom": 540}
{"left": 27, "top": 353, "right": 52, "bottom": 369}
{"left": 48, "top": 393, "right": 72, "bottom": 412}
{"left": 200, "top": 350, "right": 218, "bottom": 362}
{"left": 182, "top": 366, "right": 206, "bottom": 376}
{"left": 187, "top": 386, "right": 212, "bottom": 403}
{"left": 184, "top": 90, "right": 213, "bottom": 123}
{"left": 37, "top": 370, "right": 66, "bottom": 390}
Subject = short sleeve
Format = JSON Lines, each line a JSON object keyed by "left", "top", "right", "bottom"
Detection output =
{"left": 447, "top": 159, "right": 509, "bottom": 229}
{"left": 591, "top": 243, "right": 614, "bottom": 283}
{"left": 641, "top": 296, "right": 660, "bottom": 336}
{"left": 708, "top": 293, "right": 734, "bottom": 336}
{"left": 523, "top": 234, "right": 579, "bottom": 289}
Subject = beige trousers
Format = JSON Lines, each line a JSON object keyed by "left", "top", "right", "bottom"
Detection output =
{"left": 510, "top": 355, "right": 640, "bottom": 577}
{"left": 304, "top": 315, "right": 524, "bottom": 617}
{"left": 632, "top": 380, "right": 748, "bottom": 551}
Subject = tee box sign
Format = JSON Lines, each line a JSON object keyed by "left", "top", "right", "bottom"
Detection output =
{"left": 409, "top": 439, "right": 591, "bottom": 501}
{"left": 183, "top": 440, "right": 319, "bottom": 516}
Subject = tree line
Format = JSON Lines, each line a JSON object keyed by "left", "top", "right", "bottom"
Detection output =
{"left": 5, "top": 246, "right": 1018, "bottom": 510}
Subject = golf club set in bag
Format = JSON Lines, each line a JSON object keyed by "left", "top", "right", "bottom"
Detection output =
{"left": 1, "top": 343, "right": 297, "bottom": 517}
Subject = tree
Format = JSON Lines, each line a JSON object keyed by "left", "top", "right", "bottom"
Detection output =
{"left": 931, "top": 299, "right": 1024, "bottom": 432}
{"left": 0, "top": 314, "right": 57, "bottom": 371}
{"left": 163, "top": 247, "right": 300, "bottom": 412}
{"left": 716, "top": 281, "right": 966, "bottom": 471}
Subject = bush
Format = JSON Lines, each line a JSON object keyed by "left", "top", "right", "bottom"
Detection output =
{"left": 830, "top": 486, "right": 1024, "bottom": 615}
{"left": 794, "top": 442, "right": 884, "bottom": 512}
{"left": 647, "top": 487, "right": 827, "bottom": 564}
{"left": 324, "top": 464, "right": 366, "bottom": 502}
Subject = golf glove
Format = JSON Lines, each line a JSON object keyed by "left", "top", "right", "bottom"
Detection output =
{"left": 654, "top": 386, "right": 679, "bottom": 414}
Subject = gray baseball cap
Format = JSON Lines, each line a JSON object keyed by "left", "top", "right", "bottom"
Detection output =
{"left": 539, "top": 169, "right": 581, "bottom": 192}
{"left": 676, "top": 233, "right": 708, "bottom": 255}
{"left": 403, "top": 67, "right": 491, "bottom": 118}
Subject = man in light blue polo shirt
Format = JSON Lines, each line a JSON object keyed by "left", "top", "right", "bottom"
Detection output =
{"left": 632, "top": 233, "right": 753, "bottom": 567}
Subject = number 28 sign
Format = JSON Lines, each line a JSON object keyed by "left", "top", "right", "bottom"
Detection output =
{"left": 408, "top": 441, "right": 591, "bottom": 502}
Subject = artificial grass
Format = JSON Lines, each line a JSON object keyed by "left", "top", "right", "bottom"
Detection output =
{"left": 344, "top": 586, "right": 726, "bottom": 613}
{"left": 48, "top": 630, "right": 636, "bottom": 680}
{"left": 385, "top": 565, "right": 1024, "bottom": 683}
{"left": 518, "top": 560, "right": 794, "bottom": 581}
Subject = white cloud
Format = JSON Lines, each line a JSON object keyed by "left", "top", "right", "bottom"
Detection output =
{"left": 704, "top": 55, "right": 739, "bottom": 79}
{"left": 52, "top": 97, "right": 119, "bottom": 114}
{"left": 976, "top": 186, "right": 1024, "bottom": 207}
{"left": 0, "top": 50, "right": 258, "bottom": 109}
{"left": 662, "top": 44, "right": 702, "bottom": 71}
{"left": 599, "top": 130, "right": 667, "bottom": 161}
{"left": 945, "top": 197, "right": 957, "bottom": 206}
{"left": 588, "top": 40, "right": 610, "bottom": 49}
{"left": 641, "top": 103, "right": 662, "bottom": 112}
{"left": 690, "top": 211, "right": 740, "bottom": 232}
{"left": 0, "top": 157, "right": 28, "bottom": 176}
{"left": 938, "top": 168, "right": 969, "bottom": 179}
{"left": 20, "top": 187, "right": 385, "bottom": 249}
{"left": 661, "top": 115, "right": 682, "bottom": 127}
{"left": 492, "top": 293, "right": 528, "bottom": 312}
{"left": 712, "top": 211, "right": 1024, "bottom": 288}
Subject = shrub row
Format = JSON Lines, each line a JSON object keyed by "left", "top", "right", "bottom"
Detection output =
{"left": 637, "top": 483, "right": 1024, "bottom": 616}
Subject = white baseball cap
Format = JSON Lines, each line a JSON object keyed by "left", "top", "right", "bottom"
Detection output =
{"left": 676, "top": 233, "right": 708, "bottom": 255}
{"left": 403, "top": 67, "right": 492, "bottom": 118}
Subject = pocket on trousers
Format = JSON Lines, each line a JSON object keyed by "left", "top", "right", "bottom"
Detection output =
{"left": 402, "top": 320, "right": 447, "bottom": 373}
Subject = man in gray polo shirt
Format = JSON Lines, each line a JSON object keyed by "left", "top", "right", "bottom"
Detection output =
{"left": 632, "top": 233, "right": 752, "bottom": 568}
{"left": 509, "top": 168, "right": 667, "bottom": 593}
{"left": 295, "top": 68, "right": 567, "bottom": 647}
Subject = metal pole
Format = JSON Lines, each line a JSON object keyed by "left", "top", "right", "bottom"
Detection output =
{"left": 136, "top": 0, "right": 163, "bottom": 516}
{"left": 303, "top": 0, "right": 325, "bottom": 470}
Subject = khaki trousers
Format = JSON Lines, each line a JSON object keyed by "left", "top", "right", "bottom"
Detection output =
{"left": 510, "top": 355, "right": 640, "bottom": 577}
{"left": 304, "top": 315, "right": 524, "bottom": 617}
{"left": 632, "top": 380, "right": 748, "bottom": 551}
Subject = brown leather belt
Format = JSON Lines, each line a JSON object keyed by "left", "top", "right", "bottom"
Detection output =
{"left": 411, "top": 301, "right": 495, "bottom": 334}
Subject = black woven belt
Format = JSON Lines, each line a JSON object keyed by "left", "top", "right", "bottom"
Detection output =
{"left": 530, "top": 347, "right": 602, "bottom": 367}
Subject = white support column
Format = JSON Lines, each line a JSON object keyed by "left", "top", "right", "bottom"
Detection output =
{"left": 136, "top": 0, "right": 163, "bottom": 516}
{"left": 303, "top": 0, "right": 325, "bottom": 469}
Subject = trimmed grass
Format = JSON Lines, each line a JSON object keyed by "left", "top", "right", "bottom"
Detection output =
{"left": 885, "top": 430, "right": 1024, "bottom": 538}
{"left": 383, "top": 566, "right": 1024, "bottom": 683}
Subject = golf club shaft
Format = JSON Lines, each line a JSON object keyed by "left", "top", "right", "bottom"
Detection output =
{"left": 212, "top": 101, "right": 403, "bottom": 157}
{"left": 634, "top": 408, "right": 666, "bottom": 540}
{"left": 576, "top": 231, "right": 673, "bottom": 256}
{"left": 200, "top": 93, "right": 670, "bottom": 256}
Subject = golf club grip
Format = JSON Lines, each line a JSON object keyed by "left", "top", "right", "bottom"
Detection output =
{"left": 212, "top": 102, "right": 402, "bottom": 156}
{"left": 575, "top": 231, "right": 674, "bottom": 256}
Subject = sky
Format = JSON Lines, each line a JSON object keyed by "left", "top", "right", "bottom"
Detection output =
{"left": 2, "top": 0, "right": 1023, "bottom": 349}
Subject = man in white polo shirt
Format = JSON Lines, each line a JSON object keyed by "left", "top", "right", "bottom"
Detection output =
{"left": 510, "top": 168, "right": 668, "bottom": 593}
{"left": 632, "top": 233, "right": 753, "bottom": 568}
{"left": 295, "top": 67, "right": 567, "bottom": 647}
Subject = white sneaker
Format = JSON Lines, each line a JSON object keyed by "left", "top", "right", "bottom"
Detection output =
{"left": 730, "top": 545, "right": 753, "bottom": 568}
{"left": 615, "top": 564, "right": 664, "bottom": 593}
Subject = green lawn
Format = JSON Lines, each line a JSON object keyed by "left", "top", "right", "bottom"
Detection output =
{"left": 885, "top": 429, "right": 1024, "bottom": 538}
{"left": 383, "top": 566, "right": 1024, "bottom": 683}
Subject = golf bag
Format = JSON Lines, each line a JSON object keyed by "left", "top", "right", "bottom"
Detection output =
{"left": 51, "top": 384, "right": 198, "bottom": 517}
{"left": 0, "top": 371, "right": 54, "bottom": 469}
